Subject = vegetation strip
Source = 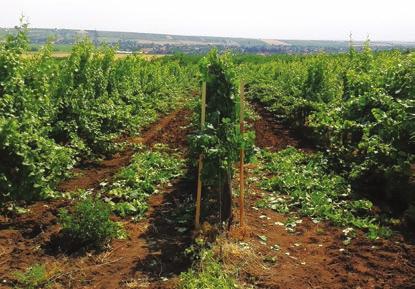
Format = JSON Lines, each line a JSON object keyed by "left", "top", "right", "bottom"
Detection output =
{"left": 256, "top": 147, "right": 392, "bottom": 239}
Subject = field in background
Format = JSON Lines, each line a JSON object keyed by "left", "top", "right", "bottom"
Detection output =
{"left": 22, "top": 51, "right": 163, "bottom": 59}
{"left": 2, "top": 27, "right": 415, "bottom": 54}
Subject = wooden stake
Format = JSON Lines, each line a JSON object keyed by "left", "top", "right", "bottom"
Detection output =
{"left": 195, "top": 82, "right": 206, "bottom": 230}
{"left": 239, "top": 81, "right": 245, "bottom": 227}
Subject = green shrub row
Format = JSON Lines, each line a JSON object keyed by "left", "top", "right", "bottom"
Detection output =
{"left": 243, "top": 45, "right": 415, "bottom": 207}
{"left": 0, "top": 25, "right": 195, "bottom": 202}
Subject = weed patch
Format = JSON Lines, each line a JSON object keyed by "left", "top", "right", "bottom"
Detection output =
{"left": 256, "top": 147, "right": 392, "bottom": 239}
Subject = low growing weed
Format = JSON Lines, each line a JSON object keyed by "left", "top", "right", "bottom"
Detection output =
{"left": 179, "top": 249, "right": 237, "bottom": 289}
{"left": 13, "top": 263, "right": 57, "bottom": 289}
{"left": 58, "top": 198, "right": 124, "bottom": 249}
{"left": 256, "top": 147, "right": 391, "bottom": 239}
{"left": 103, "top": 145, "right": 185, "bottom": 220}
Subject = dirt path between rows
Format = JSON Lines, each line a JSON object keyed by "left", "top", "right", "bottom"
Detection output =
{"left": 2, "top": 103, "right": 415, "bottom": 289}
{"left": 251, "top": 103, "right": 313, "bottom": 152}
{"left": 228, "top": 104, "right": 415, "bottom": 289}
{"left": 59, "top": 109, "right": 188, "bottom": 193}
{"left": 0, "top": 108, "right": 194, "bottom": 289}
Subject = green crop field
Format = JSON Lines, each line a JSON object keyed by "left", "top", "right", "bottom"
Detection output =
{"left": 0, "top": 25, "right": 414, "bottom": 289}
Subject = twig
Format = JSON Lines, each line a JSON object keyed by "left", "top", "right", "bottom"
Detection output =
{"left": 50, "top": 257, "right": 124, "bottom": 283}
{"left": 0, "top": 247, "right": 6, "bottom": 258}
{"left": 94, "top": 245, "right": 125, "bottom": 263}
{"left": 0, "top": 259, "right": 8, "bottom": 266}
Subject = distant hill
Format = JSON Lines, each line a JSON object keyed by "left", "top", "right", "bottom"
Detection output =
{"left": 1, "top": 27, "right": 414, "bottom": 54}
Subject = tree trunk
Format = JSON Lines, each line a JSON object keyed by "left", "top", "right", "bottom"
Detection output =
{"left": 220, "top": 169, "right": 233, "bottom": 223}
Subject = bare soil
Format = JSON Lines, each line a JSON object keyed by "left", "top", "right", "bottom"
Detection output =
{"left": 230, "top": 197, "right": 415, "bottom": 289}
{"left": 251, "top": 103, "right": 313, "bottom": 152}
{"left": 229, "top": 104, "right": 415, "bottom": 289}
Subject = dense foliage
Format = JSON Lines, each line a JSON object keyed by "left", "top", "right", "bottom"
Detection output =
{"left": 243, "top": 46, "right": 415, "bottom": 212}
{"left": 0, "top": 25, "right": 194, "bottom": 202}
{"left": 59, "top": 198, "right": 123, "bottom": 248}
{"left": 190, "top": 49, "right": 253, "bottom": 221}
{"left": 2, "top": 23, "right": 413, "bottom": 231}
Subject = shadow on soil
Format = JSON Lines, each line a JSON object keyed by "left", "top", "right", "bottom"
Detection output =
{"left": 251, "top": 102, "right": 315, "bottom": 153}
{"left": 133, "top": 177, "right": 196, "bottom": 280}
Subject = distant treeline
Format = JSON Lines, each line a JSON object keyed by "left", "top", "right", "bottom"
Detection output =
{"left": 1, "top": 27, "right": 414, "bottom": 55}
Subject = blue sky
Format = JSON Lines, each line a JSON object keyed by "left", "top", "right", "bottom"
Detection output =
{"left": 1, "top": 0, "right": 415, "bottom": 41}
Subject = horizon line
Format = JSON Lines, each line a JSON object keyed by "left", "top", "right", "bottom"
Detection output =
{"left": 1, "top": 25, "right": 414, "bottom": 43}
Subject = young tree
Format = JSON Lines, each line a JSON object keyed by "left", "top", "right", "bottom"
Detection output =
{"left": 191, "top": 49, "right": 250, "bottom": 223}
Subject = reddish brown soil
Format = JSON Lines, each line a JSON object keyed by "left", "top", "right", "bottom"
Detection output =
{"left": 0, "top": 109, "right": 194, "bottom": 289}
{"left": 251, "top": 103, "right": 314, "bottom": 153}
{"left": 230, "top": 196, "right": 415, "bottom": 289}
{"left": 144, "top": 109, "right": 192, "bottom": 152}
{"left": 228, "top": 104, "right": 415, "bottom": 289}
